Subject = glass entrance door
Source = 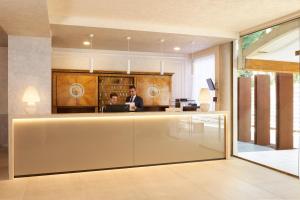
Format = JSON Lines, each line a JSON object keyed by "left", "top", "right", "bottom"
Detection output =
{"left": 234, "top": 18, "right": 300, "bottom": 177}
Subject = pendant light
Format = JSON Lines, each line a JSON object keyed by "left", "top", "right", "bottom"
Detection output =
{"left": 89, "top": 34, "right": 94, "bottom": 73}
{"left": 89, "top": 57, "right": 94, "bottom": 73}
{"left": 126, "top": 36, "right": 131, "bottom": 74}
{"left": 160, "top": 39, "right": 165, "bottom": 75}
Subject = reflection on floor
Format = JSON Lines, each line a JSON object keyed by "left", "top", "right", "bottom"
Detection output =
{"left": 1, "top": 158, "right": 300, "bottom": 200}
{"left": 238, "top": 142, "right": 299, "bottom": 176}
{"left": 0, "top": 147, "right": 8, "bottom": 180}
{"left": 238, "top": 141, "right": 274, "bottom": 152}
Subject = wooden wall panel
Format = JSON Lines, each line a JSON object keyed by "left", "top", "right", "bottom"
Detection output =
{"left": 276, "top": 73, "right": 293, "bottom": 150}
{"left": 136, "top": 75, "right": 171, "bottom": 106}
{"left": 245, "top": 59, "right": 299, "bottom": 73}
{"left": 56, "top": 74, "right": 77, "bottom": 106}
{"left": 76, "top": 75, "right": 98, "bottom": 106}
{"left": 238, "top": 77, "right": 251, "bottom": 142}
{"left": 136, "top": 76, "right": 154, "bottom": 106}
{"left": 254, "top": 75, "right": 270, "bottom": 146}
{"left": 56, "top": 74, "right": 98, "bottom": 107}
{"left": 152, "top": 76, "right": 171, "bottom": 105}
{"left": 52, "top": 70, "right": 173, "bottom": 112}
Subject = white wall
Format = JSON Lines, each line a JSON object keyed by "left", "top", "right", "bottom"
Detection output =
{"left": 0, "top": 47, "right": 8, "bottom": 114}
{"left": 8, "top": 36, "right": 52, "bottom": 116}
{"left": 52, "top": 48, "right": 193, "bottom": 99}
{"left": 0, "top": 47, "right": 8, "bottom": 147}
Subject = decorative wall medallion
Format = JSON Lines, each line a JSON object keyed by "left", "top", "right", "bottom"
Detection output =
{"left": 69, "top": 83, "right": 85, "bottom": 98}
{"left": 147, "top": 86, "right": 160, "bottom": 98}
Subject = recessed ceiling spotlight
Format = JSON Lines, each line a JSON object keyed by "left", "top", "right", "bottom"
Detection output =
{"left": 83, "top": 41, "right": 90, "bottom": 46}
{"left": 126, "top": 36, "right": 131, "bottom": 40}
{"left": 174, "top": 46, "right": 181, "bottom": 51}
{"left": 265, "top": 28, "right": 272, "bottom": 34}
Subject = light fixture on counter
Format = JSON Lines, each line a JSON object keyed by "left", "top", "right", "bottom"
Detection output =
{"left": 126, "top": 36, "right": 131, "bottom": 74}
{"left": 160, "top": 38, "right": 165, "bottom": 75}
{"left": 88, "top": 34, "right": 94, "bottom": 73}
{"left": 199, "top": 88, "right": 210, "bottom": 112}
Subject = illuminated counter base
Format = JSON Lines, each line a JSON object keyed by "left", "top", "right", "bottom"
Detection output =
{"left": 11, "top": 112, "right": 228, "bottom": 177}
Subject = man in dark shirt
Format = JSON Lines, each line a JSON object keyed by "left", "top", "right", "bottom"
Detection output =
{"left": 126, "top": 85, "right": 144, "bottom": 111}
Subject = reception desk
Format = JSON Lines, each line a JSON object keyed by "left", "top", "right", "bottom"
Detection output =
{"left": 10, "top": 111, "right": 229, "bottom": 177}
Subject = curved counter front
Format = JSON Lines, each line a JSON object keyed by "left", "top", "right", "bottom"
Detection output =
{"left": 11, "top": 111, "right": 229, "bottom": 177}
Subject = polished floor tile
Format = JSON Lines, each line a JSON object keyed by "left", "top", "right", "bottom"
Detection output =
{"left": 0, "top": 158, "right": 299, "bottom": 200}
{"left": 238, "top": 149, "right": 299, "bottom": 176}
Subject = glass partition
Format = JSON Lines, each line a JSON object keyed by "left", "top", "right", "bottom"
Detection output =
{"left": 235, "top": 18, "right": 300, "bottom": 177}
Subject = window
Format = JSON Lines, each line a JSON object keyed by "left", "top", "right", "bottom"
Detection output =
{"left": 192, "top": 54, "right": 215, "bottom": 108}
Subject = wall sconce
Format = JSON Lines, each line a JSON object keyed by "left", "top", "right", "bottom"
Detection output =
{"left": 22, "top": 86, "right": 40, "bottom": 114}
{"left": 199, "top": 88, "right": 210, "bottom": 112}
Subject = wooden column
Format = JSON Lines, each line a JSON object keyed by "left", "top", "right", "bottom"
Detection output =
{"left": 254, "top": 75, "right": 270, "bottom": 146}
{"left": 238, "top": 77, "right": 251, "bottom": 142}
{"left": 276, "top": 73, "right": 293, "bottom": 150}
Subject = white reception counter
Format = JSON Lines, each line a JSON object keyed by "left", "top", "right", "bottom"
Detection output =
{"left": 10, "top": 111, "right": 229, "bottom": 177}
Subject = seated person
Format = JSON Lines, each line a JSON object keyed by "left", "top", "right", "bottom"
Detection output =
{"left": 126, "top": 85, "right": 144, "bottom": 111}
{"left": 103, "top": 93, "right": 129, "bottom": 112}
{"left": 109, "top": 92, "right": 118, "bottom": 105}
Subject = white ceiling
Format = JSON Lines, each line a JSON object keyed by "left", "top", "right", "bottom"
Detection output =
{"left": 0, "top": 0, "right": 50, "bottom": 37}
{"left": 51, "top": 24, "right": 231, "bottom": 54}
{"left": 48, "top": 0, "right": 300, "bottom": 39}
{"left": 1, "top": 0, "right": 299, "bottom": 53}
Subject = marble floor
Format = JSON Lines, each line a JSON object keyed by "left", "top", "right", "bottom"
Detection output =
{"left": 0, "top": 158, "right": 300, "bottom": 200}
{"left": 238, "top": 142, "right": 299, "bottom": 176}
{"left": 238, "top": 149, "right": 299, "bottom": 176}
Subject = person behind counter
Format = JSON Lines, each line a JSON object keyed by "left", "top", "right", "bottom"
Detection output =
{"left": 126, "top": 85, "right": 144, "bottom": 111}
{"left": 103, "top": 92, "right": 128, "bottom": 112}
{"left": 109, "top": 92, "right": 118, "bottom": 105}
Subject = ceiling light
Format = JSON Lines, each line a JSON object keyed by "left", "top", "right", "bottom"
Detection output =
{"left": 83, "top": 41, "right": 90, "bottom": 46}
{"left": 174, "top": 47, "right": 181, "bottom": 51}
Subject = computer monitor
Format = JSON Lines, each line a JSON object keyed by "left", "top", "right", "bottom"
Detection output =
{"left": 206, "top": 78, "right": 216, "bottom": 90}
{"left": 103, "top": 104, "right": 130, "bottom": 112}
